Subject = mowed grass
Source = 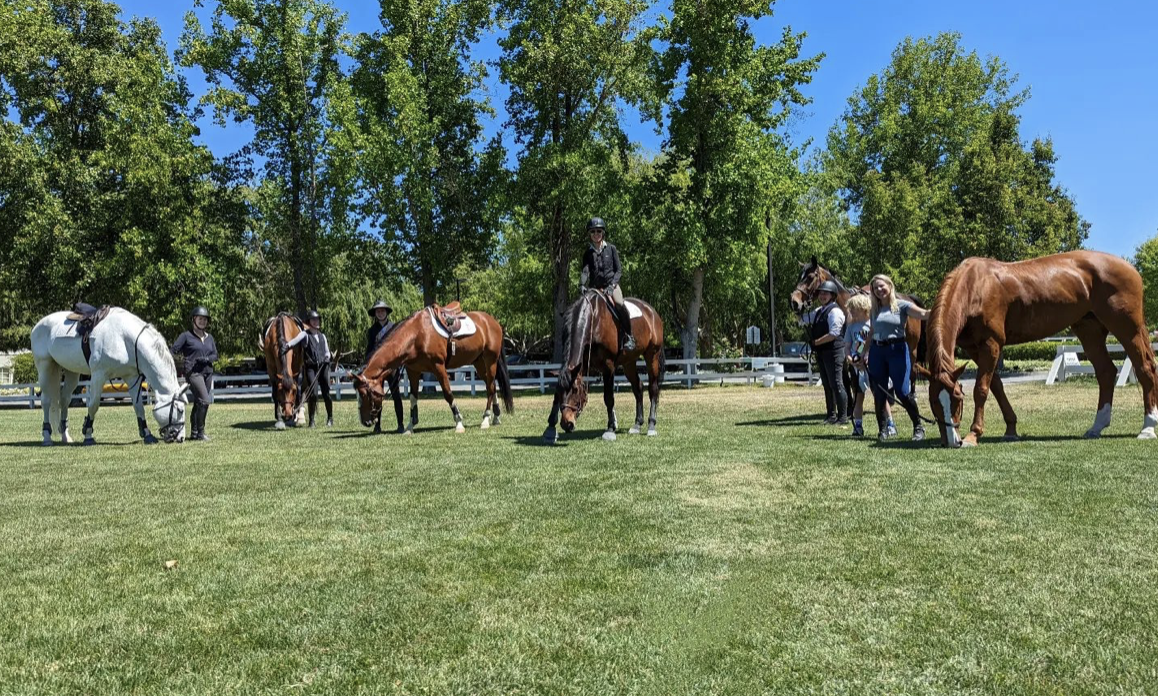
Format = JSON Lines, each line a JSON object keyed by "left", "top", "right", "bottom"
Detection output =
{"left": 2, "top": 382, "right": 1158, "bottom": 695}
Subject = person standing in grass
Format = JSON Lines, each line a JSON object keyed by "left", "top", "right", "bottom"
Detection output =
{"left": 801, "top": 280, "right": 848, "bottom": 425}
{"left": 171, "top": 306, "right": 217, "bottom": 441}
{"left": 288, "top": 310, "right": 334, "bottom": 428}
{"left": 868, "top": 274, "right": 929, "bottom": 441}
{"left": 365, "top": 300, "right": 405, "bottom": 433}
{"left": 843, "top": 293, "right": 891, "bottom": 438}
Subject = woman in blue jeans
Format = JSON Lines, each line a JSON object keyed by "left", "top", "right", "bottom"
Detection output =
{"left": 868, "top": 274, "right": 929, "bottom": 441}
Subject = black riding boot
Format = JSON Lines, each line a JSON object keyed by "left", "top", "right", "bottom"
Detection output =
{"left": 897, "top": 392, "right": 925, "bottom": 441}
{"left": 191, "top": 404, "right": 210, "bottom": 441}
{"left": 308, "top": 399, "right": 317, "bottom": 428}
{"left": 616, "top": 310, "right": 636, "bottom": 352}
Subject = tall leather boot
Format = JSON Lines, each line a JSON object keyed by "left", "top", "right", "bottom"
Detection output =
{"left": 616, "top": 309, "right": 636, "bottom": 352}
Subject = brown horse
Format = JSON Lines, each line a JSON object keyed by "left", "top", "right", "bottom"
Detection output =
{"left": 263, "top": 312, "right": 305, "bottom": 429}
{"left": 352, "top": 305, "right": 514, "bottom": 434}
{"left": 924, "top": 250, "right": 1158, "bottom": 447}
{"left": 542, "top": 290, "right": 665, "bottom": 444}
{"left": 791, "top": 256, "right": 926, "bottom": 382}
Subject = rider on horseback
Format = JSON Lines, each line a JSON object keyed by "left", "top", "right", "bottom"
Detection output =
{"left": 579, "top": 217, "right": 635, "bottom": 352}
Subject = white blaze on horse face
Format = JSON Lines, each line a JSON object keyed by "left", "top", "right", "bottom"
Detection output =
{"left": 1139, "top": 408, "right": 1158, "bottom": 440}
{"left": 1085, "top": 404, "right": 1112, "bottom": 438}
{"left": 939, "top": 390, "right": 961, "bottom": 448}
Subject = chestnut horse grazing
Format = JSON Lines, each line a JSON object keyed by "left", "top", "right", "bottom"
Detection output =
{"left": 352, "top": 305, "right": 514, "bottom": 434}
{"left": 925, "top": 250, "right": 1158, "bottom": 447}
{"left": 542, "top": 290, "right": 665, "bottom": 444}
{"left": 263, "top": 312, "right": 305, "bottom": 429}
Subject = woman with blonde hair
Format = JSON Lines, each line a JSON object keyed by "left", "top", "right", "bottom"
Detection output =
{"left": 868, "top": 274, "right": 929, "bottom": 441}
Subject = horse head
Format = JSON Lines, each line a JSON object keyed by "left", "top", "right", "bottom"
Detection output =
{"left": 791, "top": 255, "right": 834, "bottom": 314}
{"left": 559, "top": 364, "right": 590, "bottom": 433}
{"left": 557, "top": 292, "right": 602, "bottom": 433}
{"left": 352, "top": 371, "right": 385, "bottom": 428}
{"left": 923, "top": 362, "right": 967, "bottom": 448}
{"left": 154, "top": 383, "right": 190, "bottom": 443}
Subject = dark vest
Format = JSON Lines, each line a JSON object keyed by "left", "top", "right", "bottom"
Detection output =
{"left": 810, "top": 303, "right": 844, "bottom": 352}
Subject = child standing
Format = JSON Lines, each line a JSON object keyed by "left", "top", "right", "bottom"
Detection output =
{"left": 843, "top": 294, "right": 892, "bottom": 437}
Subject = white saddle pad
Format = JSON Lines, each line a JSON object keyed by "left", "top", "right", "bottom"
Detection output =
{"left": 624, "top": 301, "right": 643, "bottom": 319}
{"left": 429, "top": 309, "right": 477, "bottom": 339}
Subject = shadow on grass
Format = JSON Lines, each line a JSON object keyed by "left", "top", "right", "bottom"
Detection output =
{"left": 506, "top": 429, "right": 617, "bottom": 447}
{"left": 230, "top": 421, "right": 285, "bottom": 431}
{"left": 0, "top": 439, "right": 141, "bottom": 448}
{"left": 328, "top": 425, "right": 458, "bottom": 439}
{"left": 737, "top": 414, "right": 830, "bottom": 427}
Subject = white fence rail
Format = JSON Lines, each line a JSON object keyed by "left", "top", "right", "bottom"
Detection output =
{"left": 1044, "top": 343, "right": 1156, "bottom": 386}
{"left": 0, "top": 356, "right": 814, "bottom": 408}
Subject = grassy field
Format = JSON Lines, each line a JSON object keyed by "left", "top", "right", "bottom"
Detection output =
{"left": 2, "top": 382, "right": 1158, "bottom": 695}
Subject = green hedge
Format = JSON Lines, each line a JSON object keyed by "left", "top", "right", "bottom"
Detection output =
{"left": 11, "top": 353, "right": 37, "bottom": 384}
{"left": 1002, "top": 342, "right": 1073, "bottom": 362}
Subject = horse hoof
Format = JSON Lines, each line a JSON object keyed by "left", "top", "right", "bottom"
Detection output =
{"left": 62, "top": 433, "right": 72, "bottom": 444}
{"left": 274, "top": 421, "right": 286, "bottom": 431}
{"left": 82, "top": 438, "right": 96, "bottom": 446}
{"left": 603, "top": 431, "right": 617, "bottom": 442}
{"left": 1002, "top": 434, "right": 1020, "bottom": 443}
{"left": 42, "top": 438, "right": 53, "bottom": 447}
{"left": 961, "top": 440, "right": 977, "bottom": 448}
{"left": 646, "top": 429, "right": 658, "bottom": 437}
{"left": 542, "top": 427, "right": 558, "bottom": 445}
{"left": 480, "top": 418, "right": 491, "bottom": 430}
{"left": 403, "top": 429, "right": 414, "bottom": 437}
{"left": 455, "top": 423, "right": 466, "bottom": 434}
{"left": 1138, "top": 428, "right": 1157, "bottom": 440}
{"left": 492, "top": 416, "right": 502, "bottom": 426}
{"left": 629, "top": 426, "right": 641, "bottom": 435}
{"left": 143, "top": 434, "right": 159, "bottom": 445}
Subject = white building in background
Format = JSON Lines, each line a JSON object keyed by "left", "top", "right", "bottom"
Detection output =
{"left": 0, "top": 351, "right": 30, "bottom": 384}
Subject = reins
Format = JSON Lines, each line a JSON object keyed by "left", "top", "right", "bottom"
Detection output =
{"left": 561, "top": 291, "right": 600, "bottom": 417}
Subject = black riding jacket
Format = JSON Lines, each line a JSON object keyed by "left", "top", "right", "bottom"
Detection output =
{"left": 580, "top": 242, "right": 623, "bottom": 290}
{"left": 365, "top": 320, "right": 396, "bottom": 361}
{"left": 172, "top": 331, "right": 218, "bottom": 375}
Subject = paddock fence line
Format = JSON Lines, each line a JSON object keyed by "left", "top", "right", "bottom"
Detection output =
{"left": 1044, "top": 343, "right": 1158, "bottom": 387}
{"left": 0, "top": 356, "right": 815, "bottom": 408}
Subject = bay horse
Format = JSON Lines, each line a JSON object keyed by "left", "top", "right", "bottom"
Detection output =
{"left": 924, "top": 250, "right": 1158, "bottom": 447}
{"left": 30, "top": 308, "right": 189, "bottom": 445}
{"left": 352, "top": 305, "right": 514, "bottom": 434}
{"left": 542, "top": 290, "right": 665, "bottom": 444}
{"left": 262, "top": 312, "right": 305, "bottom": 430}
{"left": 791, "top": 256, "right": 926, "bottom": 386}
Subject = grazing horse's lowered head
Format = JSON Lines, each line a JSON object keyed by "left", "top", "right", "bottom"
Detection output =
{"left": 263, "top": 313, "right": 304, "bottom": 428}
{"left": 352, "top": 370, "right": 396, "bottom": 428}
{"left": 557, "top": 293, "right": 598, "bottom": 434}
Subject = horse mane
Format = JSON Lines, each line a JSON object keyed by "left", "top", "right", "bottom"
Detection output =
{"left": 276, "top": 312, "right": 292, "bottom": 391}
{"left": 927, "top": 267, "right": 965, "bottom": 379}
{"left": 558, "top": 292, "right": 596, "bottom": 390}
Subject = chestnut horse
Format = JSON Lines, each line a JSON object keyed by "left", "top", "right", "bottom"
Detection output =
{"left": 925, "top": 250, "right": 1158, "bottom": 447}
{"left": 263, "top": 312, "right": 305, "bottom": 430}
{"left": 542, "top": 290, "right": 665, "bottom": 444}
{"left": 352, "top": 306, "right": 514, "bottom": 434}
{"left": 791, "top": 256, "right": 926, "bottom": 386}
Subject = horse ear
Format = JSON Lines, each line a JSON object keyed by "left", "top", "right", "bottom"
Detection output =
{"left": 810, "top": 255, "right": 818, "bottom": 267}
{"left": 952, "top": 364, "right": 967, "bottom": 382}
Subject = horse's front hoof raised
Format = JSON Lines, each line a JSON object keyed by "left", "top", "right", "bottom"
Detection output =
{"left": 602, "top": 430, "right": 617, "bottom": 442}
{"left": 542, "top": 427, "right": 558, "bottom": 445}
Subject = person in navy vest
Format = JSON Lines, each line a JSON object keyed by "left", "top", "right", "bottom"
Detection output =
{"left": 800, "top": 281, "right": 848, "bottom": 426}
{"left": 365, "top": 300, "right": 405, "bottom": 433}
{"left": 301, "top": 310, "right": 334, "bottom": 428}
{"left": 171, "top": 306, "right": 218, "bottom": 441}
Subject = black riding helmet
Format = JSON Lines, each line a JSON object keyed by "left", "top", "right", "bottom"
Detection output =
{"left": 586, "top": 217, "right": 606, "bottom": 234}
{"left": 368, "top": 300, "right": 393, "bottom": 317}
{"left": 191, "top": 306, "right": 210, "bottom": 320}
{"left": 305, "top": 310, "right": 321, "bottom": 322}
{"left": 818, "top": 280, "right": 840, "bottom": 295}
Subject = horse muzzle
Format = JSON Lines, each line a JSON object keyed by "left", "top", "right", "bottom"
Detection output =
{"left": 161, "top": 425, "right": 184, "bottom": 443}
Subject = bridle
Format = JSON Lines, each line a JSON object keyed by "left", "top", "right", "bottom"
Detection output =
{"left": 130, "top": 323, "right": 187, "bottom": 442}
{"left": 561, "top": 292, "right": 599, "bottom": 417}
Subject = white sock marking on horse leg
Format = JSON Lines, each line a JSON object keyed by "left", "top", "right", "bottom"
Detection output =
{"left": 480, "top": 411, "right": 491, "bottom": 430}
{"left": 1139, "top": 408, "right": 1158, "bottom": 440}
{"left": 939, "top": 391, "right": 962, "bottom": 448}
{"left": 1085, "top": 404, "right": 1112, "bottom": 438}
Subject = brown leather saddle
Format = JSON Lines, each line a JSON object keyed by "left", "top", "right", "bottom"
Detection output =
{"left": 66, "top": 303, "right": 112, "bottom": 364}
{"left": 430, "top": 302, "right": 469, "bottom": 356}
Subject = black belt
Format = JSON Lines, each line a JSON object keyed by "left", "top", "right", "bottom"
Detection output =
{"left": 873, "top": 337, "right": 906, "bottom": 346}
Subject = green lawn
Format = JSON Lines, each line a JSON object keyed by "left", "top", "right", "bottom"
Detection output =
{"left": 2, "top": 383, "right": 1158, "bottom": 695}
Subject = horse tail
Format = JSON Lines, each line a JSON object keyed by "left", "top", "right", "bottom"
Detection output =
{"left": 496, "top": 339, "right": 515, "bottom": 414}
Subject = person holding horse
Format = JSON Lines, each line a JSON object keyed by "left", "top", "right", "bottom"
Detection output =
{"left": 287, "top": 310, "right": 334, "bottom": 428}
{"left": 171, "top": 306, "right": 218, "bottom": 441}
{"left": 365, "top": 300, "right": 405, "bottom": 433}
{"left": 579, "top": 217, "right": 635, "bottom": 352}
{"left": 843, "top": 293, "right": 889, "bottom": 437}
{"left": 868, "top": 274, "right": 929, "bottom": 441}
{"left": 800, "top": 280, "right": 848, "bottom": 425}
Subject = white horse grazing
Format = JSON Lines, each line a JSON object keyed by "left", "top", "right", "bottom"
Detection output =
{"left": 30, "top": 308, "right": 188, "bottom": 445}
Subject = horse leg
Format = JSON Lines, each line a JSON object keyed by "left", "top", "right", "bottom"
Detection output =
{"left": 623, "top": 360, "right": 645, "bottom": 434}
{"left": 405, "top": 367, "right": 422, "bottom": 434}
{"left": 963, "top": 341, "right": 1000, "bottom": 446}
{"left": 988, "top": 374, "right": 1020, "bottom": 441}
{"left": 1100, "top": 313, "right": 1158, "bottom": 439}
{"left": 59, "top": 370, "right": 80, "bottom": 444}
{"left": 36, "top": 357, "right": 60, "bottom": 446}
{"left": 646, "top": 350, "right": 661, "bottom": 436}
{"left": 542, "top": 388, "right": 563, "bottom": 444}
{"left": 1072, "top": 317, "right": 1116, "bottom": 438}
{"left": 270, "top": 377, "right": 286, "bottom": 430}
{"left": 132, "top": 378, "right": 158, "bottom": 444}
{"left": 477, "top": 357, "right": 496, "bottom": 430}
{"left": 602, "top": 362, "right": 618, "bottom": 441}
{"left": 82, "top": 370, "right": 106, "bottom": 445}
{"left": 433, "top": 366, "right": 465, "bottom": 433}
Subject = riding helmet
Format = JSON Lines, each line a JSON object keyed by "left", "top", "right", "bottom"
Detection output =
{"left": 305, "top": 309, "right": 321, "bottom": 322}
{"left": 586, "top": 217, "right": 606, "bottom": 233}
{"left": 818, "top": 280, "right": 840, "bottom": 295}
{"left": 368, "top": 300, "right": 393, "bottom": 317}
{"left": 191, "top": 306, "right": 211, "bottom": 320}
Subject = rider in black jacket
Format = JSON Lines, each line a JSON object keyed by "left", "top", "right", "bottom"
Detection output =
{"left": 365, "top": 300, "right": 405, "bottom": 433}
{"left": 579, "top": 217, "right": 635, "bottom": 351}
{"left": 171, "top": 306, "right": 218, "bottom": 441}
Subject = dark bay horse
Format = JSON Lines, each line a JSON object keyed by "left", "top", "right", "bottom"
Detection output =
{"left": 791, "top": 256, "right": 926, "bottom": 383}
{"left": 263, "top": 312, "right": 305, "bottom": 429}
{"left": 924, "top": 250, "right": 1158, "bottom": 447}
{"left": 542, "top": 290, "right": 665, "bottom": 444}
{"left": 352, "top": 305, "right": 514, "bottom": 433}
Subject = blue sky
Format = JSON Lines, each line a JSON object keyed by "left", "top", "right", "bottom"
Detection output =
{"left": 122, "top": 0, "right": 1157, "bottom": 258}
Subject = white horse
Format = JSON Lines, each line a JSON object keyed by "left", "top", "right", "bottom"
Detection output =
{"left": 30, "top": 308, "right": 189, "bottom": 445}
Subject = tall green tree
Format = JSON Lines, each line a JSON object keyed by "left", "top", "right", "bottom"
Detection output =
{"left": 352, "top": 0, "right": 506, "bottom": 306}
{"left": 649, "top": 0, "right": 820, "bottom": 358}
{"left": 178, "top": 0, "right": 354, "bottom": 316}
{"left": 824, "top": 32, "right": 1089, "bottom": 299}
{"left": 496, "top": 0, "right": 653, "bottom": 360}
{"left": 1134, "top": 232, "right": 1158, "bottom": 329}
{"left": 0, "top": 0, "right": 247, "bottom": 346}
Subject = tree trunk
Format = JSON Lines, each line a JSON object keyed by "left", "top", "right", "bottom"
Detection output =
{"left": 290, "top": 137, "right": 307, "bottom": 317}
{"left": 551, "top": 201, "right": 570, "bottom": 363}
{"left": 681, "top": 266, "right": 704, "bottom": 359}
